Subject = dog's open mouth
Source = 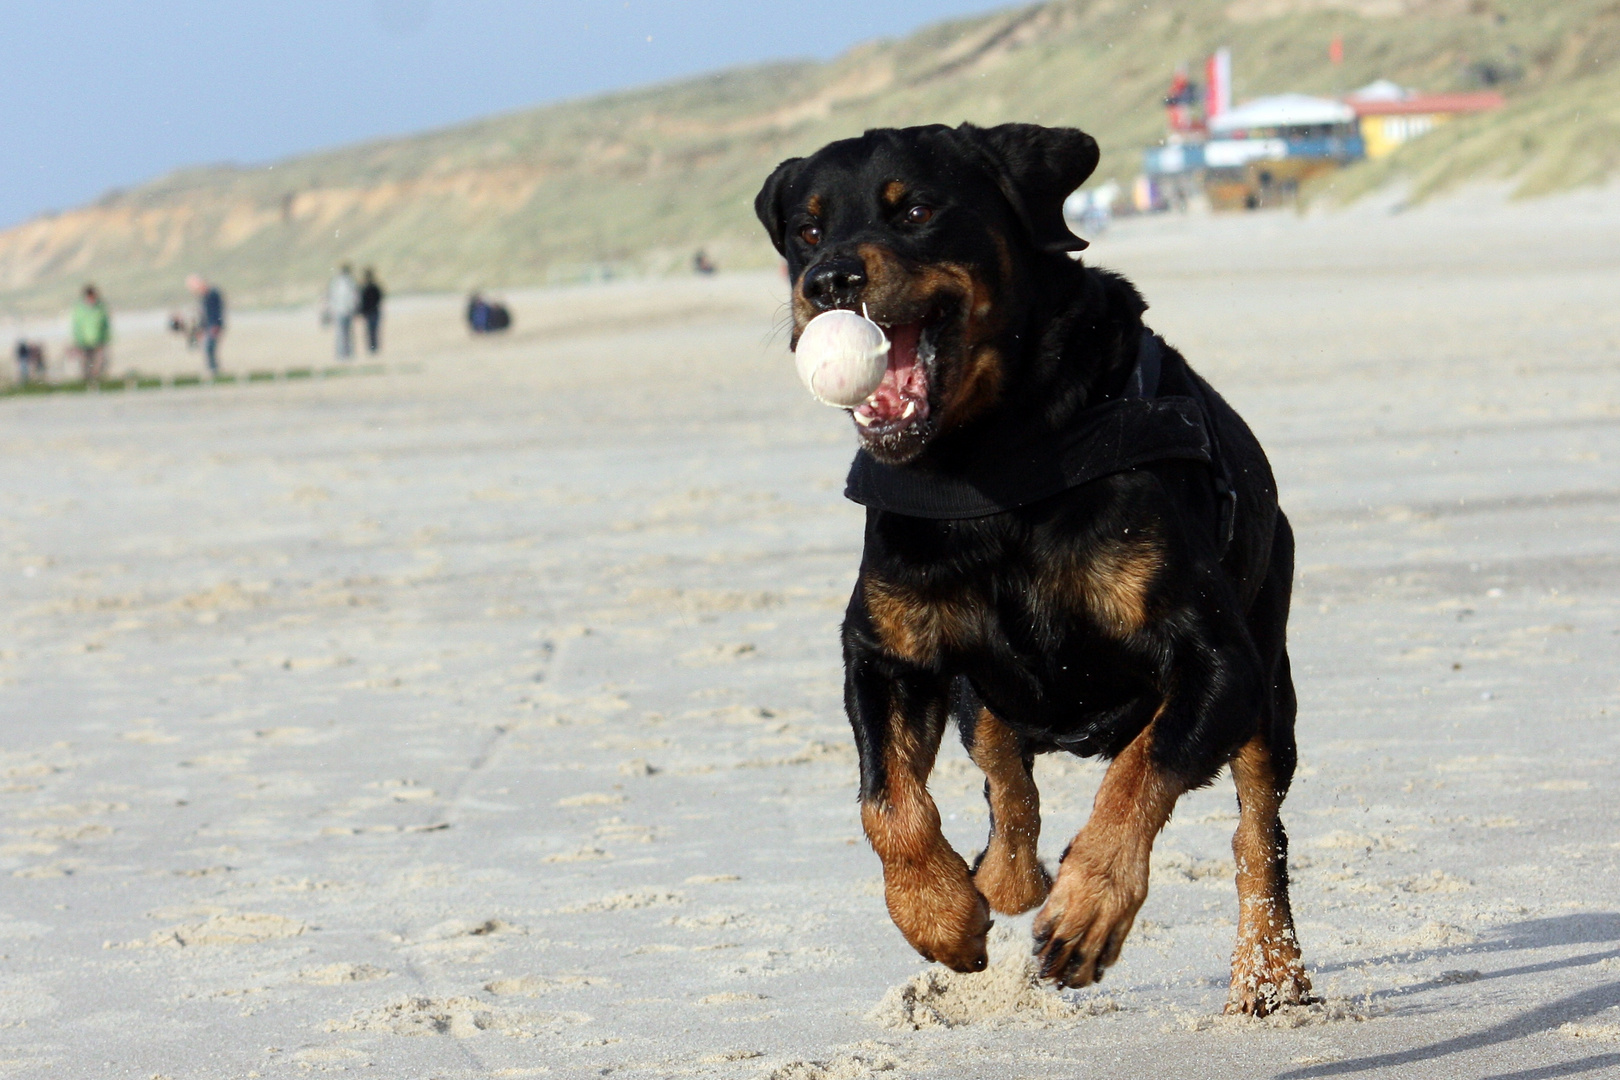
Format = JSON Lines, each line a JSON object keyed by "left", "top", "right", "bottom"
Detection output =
{"left": 851, "top": 320, "right": 937, "bottom": 443}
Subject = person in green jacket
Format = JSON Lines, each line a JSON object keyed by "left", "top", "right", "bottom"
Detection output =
{"left": 70, "top": 285, "right": 111, "bottom": 382}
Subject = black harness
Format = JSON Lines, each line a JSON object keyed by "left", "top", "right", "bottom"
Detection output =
{"left": 844, "top": 329, "right": 1238, "bottom": 552}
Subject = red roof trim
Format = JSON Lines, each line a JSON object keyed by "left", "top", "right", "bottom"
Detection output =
{"left": 1350, "top": 92, "right": 1506, "bottom": 116}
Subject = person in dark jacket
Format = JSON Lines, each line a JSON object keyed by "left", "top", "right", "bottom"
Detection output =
{"left": 186, "top": 274, "right": 225, "bottom": 375}
{"left": 358, "top": 268, "right": 385, "bottom": 354}
{"left": 467, "top": 292, "right": 491, "bottom": 334}
{"left": 14, "top": 340, "right": 45, "bottom": 384}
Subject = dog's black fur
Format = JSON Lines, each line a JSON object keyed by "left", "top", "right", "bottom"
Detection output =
{"left": 755, "top": 123, "right": 1310, "bottom": 1015}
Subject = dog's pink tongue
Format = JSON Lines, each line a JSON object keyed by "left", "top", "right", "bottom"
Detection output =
{"left": 867, "top": 323, "right": 924, "bottom": 421}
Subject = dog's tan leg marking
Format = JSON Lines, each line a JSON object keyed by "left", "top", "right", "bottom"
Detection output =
{"left": 1079, "top": 541, "right": 1161, "bottom": 636}
{"left": 862, "top": 577, "right": 981, "bottom": 668}
{"left": 861, "top": 705, "right": 991, "bottom": 973}
{"left": 1033, "top": 719, "right": 1183, "bottom": 987}
{"left": 967, "top": 708, "right": 1049, "bottom": 914}
{"left": 863, "top": 578, "right": 939, "bottom": 666}
{"left": 1226, "top": 735, "right": 1312, "bottom": 1016}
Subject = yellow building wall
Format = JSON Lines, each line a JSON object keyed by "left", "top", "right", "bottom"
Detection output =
{"left": 1360, "top": 112, "right": 1455, "bottom": 159}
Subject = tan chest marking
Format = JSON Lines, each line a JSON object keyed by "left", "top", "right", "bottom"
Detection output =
{"left": 1042, "top": 538, "right": 1162, "bottom": 637}
{"left": 863, "top": 577, "right": 979, "bottom": 665}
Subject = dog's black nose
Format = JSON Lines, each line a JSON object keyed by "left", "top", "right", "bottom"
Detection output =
{"left": 801, "top": 256, "right": 867, "bottom": 311}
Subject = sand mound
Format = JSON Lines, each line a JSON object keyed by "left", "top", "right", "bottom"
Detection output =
{"left": 485, "top": 974, "right": 615, "bottom": 996}
{"left": 296, "top": 963, "right": 390, "bottom": 985}
{"left": 1180, "top": 997, "right": 1387, "bottom": 1031}
{"left": 131, "top": 911, "right": 307, "bottom": 948}
{"left": 556, "top": 889, "right": 683, "bottom": 914}
{"left": 763, "top": 1041, "right": 903, "bottom": 1079}
{"left": 866, "top": 926, "right": 1112, "bottom": 1030}
{"left": 327, "top": 995, "right": 588, "bottom": 1038}
{"left": 423, "top": 917, "right": 525, "bottom": 939}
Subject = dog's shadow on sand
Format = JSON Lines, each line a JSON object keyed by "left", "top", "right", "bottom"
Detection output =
{"left": 1279, "top": 913, "right": 1620, "bottom": 1080}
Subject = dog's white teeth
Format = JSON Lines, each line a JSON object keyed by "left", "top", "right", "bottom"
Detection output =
{"left": 853, "top": 411, "right": 876, "bottom": 427}
{"left": 901, "top": 401, "right": 917, "bottom": 419}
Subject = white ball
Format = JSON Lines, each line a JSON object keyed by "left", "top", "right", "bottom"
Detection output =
{"left": 794, "top": 309, "right": 890, "bottom": 407}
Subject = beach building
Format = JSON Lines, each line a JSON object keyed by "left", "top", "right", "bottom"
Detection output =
{"left": 1202, "top": 94, "right": 1364, "bottom": 209}
{"left": 1138, "top": 57, "right": 1507, "bottom": 212}
{"left": 1143, "top": 93, "right": 1363, "bottom": 210}
{"left": 1346, "top": 79, "right": 1506, "bottom": 159}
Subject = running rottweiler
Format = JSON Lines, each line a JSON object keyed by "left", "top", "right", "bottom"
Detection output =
{"left": 754, "top": 123, "right": 1311, "bottom": 1016}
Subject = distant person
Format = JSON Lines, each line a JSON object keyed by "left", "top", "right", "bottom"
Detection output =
{"left": 70, "top": 284, "right": 112, "bottom": 382}
{"left": 1079, "top": 199, "right": 1111, "bottom": 237}
{"left": 467, "top": 291, "right": 491, "bottom": 334}
{"left": 466, "top": 292, "right": 509, "bottom": 334}
{"left": 14, "top": 340, "right": 45, "bottom": 384}
{"left": 358, "top": 267, "right": 384, "bottom": 354}
{"left": 693, "top": 249, "right": 717, "bottom": 275}
{"left": 325, "top": 264, "right": 360, "bottom": 360}
{"left": 186, "top": 274, "right": 225, "bottom": 375}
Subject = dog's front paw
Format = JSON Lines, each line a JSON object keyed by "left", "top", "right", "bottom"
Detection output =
{"left": 1031, "top": 839, "right": 1148, "bottom": 988}
{"left": 885, "top": 852, "right": 992, "bottom": 973}
{"left": 916, "top": 892, "right": 992, "bottom": 973}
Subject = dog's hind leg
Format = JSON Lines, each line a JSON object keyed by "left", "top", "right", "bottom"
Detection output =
{"left": 1226, "top": 724, "right": 1311, "bottom": 1015}
{"left": 1227, "top": 512, "right": 1312, "bottom": 1016}
{"left": 962, "top": 705, "right": 1050, "bottom": 914}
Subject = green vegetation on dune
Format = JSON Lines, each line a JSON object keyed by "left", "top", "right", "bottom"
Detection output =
{"left": 1, "top": 0, "right": 1615, "bottom": 314}
{"left": 0, "top": 364, "right": 384, "bottom": 398}
{"left": 1318, "top": 61, "right": 1620, "bottom": 204}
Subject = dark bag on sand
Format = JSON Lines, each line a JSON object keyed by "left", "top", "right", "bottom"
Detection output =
{"left": 487, "top": 304, "right": 511, "bottom": 331}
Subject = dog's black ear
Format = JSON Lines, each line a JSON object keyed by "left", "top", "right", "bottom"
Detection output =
{"left": 755, "top": 156, "right": 805, "bottom": 256}
{"left": 953, "top": 123, "right": 1099, "bottom": 253}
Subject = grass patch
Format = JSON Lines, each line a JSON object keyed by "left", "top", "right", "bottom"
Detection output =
{"left": 2, "top": 365, "right": 393, "bottom": 398}
{"left": 1312, "top": 64, "right": 1620, "bottom": 207}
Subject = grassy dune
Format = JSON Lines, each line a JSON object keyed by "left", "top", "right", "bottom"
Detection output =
{"left": 1319, "top": 60, "right": 1620, "bottom": 203}
{"left": 1, "top": 0, "right": 1614, "bottom": 313}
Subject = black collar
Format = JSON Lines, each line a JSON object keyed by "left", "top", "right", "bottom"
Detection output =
{"left": 844, "top": 329, "right": 1219, "bottom": 521}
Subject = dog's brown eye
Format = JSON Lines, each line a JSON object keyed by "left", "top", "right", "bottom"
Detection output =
{"left": 798, "top": 224, "right": 822, "bottom": 246}
{"left": 905, "top": 205, "right": 934, "bottom": 224}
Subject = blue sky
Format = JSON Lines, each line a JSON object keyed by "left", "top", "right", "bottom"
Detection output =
{"left": 1, "top": 0, "right": 1005, "bottom": 228}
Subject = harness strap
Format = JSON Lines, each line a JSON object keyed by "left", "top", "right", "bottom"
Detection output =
{"left": 1124, "top": 329, "right": 1162, "bottom": 400}
{"left": 844, "top": 328, "right": 1237, "bottom": 555}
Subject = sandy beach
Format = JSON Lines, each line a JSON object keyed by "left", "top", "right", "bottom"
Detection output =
{"left": 4, "top": 185, "right": 1620, "bottom": 1079}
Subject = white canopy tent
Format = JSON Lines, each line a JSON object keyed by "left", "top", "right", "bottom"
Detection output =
{"left": 1348, "top": 79, "right": 1411, "bottom": 102}
{"left": 1208, "top": 93, "right": 1356, "bottom": 133}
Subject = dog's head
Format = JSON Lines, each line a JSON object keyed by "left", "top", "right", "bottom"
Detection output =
{"left": 756, "top": 122, "right": 1099, "bottom": 464}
